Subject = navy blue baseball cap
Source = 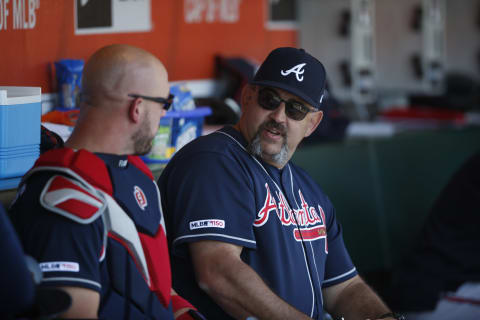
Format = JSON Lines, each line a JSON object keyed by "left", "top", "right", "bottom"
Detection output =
{"left": 251, "top": 47, "right": 327, "bottom": 110}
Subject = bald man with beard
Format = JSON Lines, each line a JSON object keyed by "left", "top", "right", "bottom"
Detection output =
{"left": 10, "top": 45, "right": 204, "bottom": 319}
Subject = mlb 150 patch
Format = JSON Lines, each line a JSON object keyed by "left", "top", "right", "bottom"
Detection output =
{"left": 189, "top": 219, "right": 225, "bottom": 230}
{"left": 40, "top": 261, "right": 80, "bottom": 272}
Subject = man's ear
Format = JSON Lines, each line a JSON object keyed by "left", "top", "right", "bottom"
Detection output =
{"left": 304, "top": 111, "right": 323, "bottom": 137}
{"left": 240, "top": 84, "right": 255, "bottom": 106}
{"left": 128, "top": 97, "right": 142, "bottom": 123}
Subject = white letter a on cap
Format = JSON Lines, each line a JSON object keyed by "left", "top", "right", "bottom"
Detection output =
{"left": 281, "top": 63, "right": 306, "bottom": 82}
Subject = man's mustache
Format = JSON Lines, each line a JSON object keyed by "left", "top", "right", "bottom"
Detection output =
{"left": 262, "top": 120, "right": 287, "bottom": 138}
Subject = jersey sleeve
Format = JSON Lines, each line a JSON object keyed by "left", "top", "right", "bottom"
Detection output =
{"left": 160, "top": 151, "right": 257, "bottom": 258}
{"left": 10, "top": 174, "right": 104, "bottom": 293}
{"left": 322, "top": 206, "right": 358, "bottom": 288}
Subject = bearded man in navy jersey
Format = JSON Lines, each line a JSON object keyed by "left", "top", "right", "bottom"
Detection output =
{"left": 159, "top": 47, "right": 402, "bottom": 320}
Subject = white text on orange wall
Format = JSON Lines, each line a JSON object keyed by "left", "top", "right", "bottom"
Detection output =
{"left": 0, "top": 0, "right": 40, "bottom": 31}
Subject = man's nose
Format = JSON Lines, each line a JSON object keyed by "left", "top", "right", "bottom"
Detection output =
{"left": 269, "top": 102, "right": 287, "bottom": 123}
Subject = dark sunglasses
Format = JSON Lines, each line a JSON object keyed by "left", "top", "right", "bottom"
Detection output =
{"left": 257, "top": 87, "right": 316, "bottom": 121}
{"left": 128, "top": 93, "right": 174, "bottom": 111}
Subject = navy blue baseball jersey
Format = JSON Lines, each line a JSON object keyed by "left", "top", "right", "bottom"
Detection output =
{"left": 10, "top": 148, "right": 175, "bottom": 319}
{"left": 0, "top": 204, "right": 35, "bottom": 316}
{"left": 159, "top": 126, "right": 357, "bottom": 319}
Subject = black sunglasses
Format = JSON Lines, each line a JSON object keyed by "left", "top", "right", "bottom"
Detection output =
{"left": 128, "top": 93, "right": 174, "bottom": 111}
{"left": 257, "top": 87, "right": 316, "bottom": 121}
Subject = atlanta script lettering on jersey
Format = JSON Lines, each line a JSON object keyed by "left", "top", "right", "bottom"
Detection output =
{"left": 254, "top": 183, "right": 328, "bottom": 253}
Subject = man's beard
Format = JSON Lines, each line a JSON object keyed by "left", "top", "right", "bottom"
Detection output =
{"left": 132, "top": 115, "right": 156, "bottom": 156}
{"left": 247, "top": 120, "right": 289, "bottom": 166}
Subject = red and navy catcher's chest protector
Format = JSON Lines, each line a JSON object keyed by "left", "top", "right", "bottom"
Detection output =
{"left": 30, "top": 148, "right": 174, "bottom": 319}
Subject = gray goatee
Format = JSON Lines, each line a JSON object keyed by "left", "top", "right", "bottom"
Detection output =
{"left": 247, "top": 120, "right": 289, "bottom": 166}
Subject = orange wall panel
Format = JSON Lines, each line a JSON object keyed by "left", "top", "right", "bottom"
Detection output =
{"left": 0, "top": 0, "right": 297, "bottom": 93}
